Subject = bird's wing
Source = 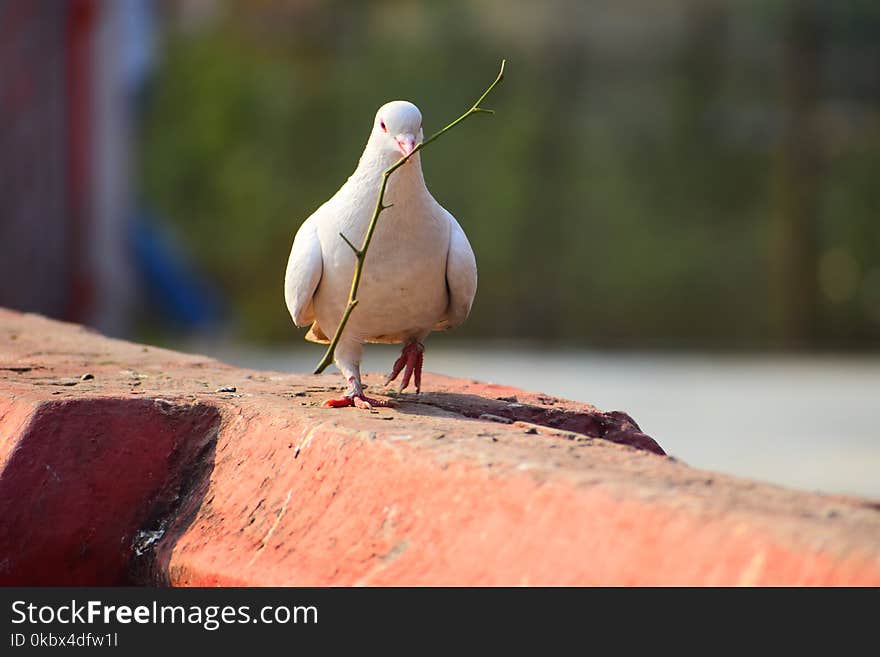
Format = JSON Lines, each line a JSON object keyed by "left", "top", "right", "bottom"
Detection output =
{"left": 284, "top": 215, "right": 323, "bottom": 327}
{"left": 436, "top": 209, "right": 477, "bottom": 331}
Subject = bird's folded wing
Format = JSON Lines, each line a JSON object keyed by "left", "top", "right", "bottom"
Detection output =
{"left": 284, "top": 216, "right": 323, "bottom": 328}
{"left": 436, "top": 211, "right": 477, "bottom": 331}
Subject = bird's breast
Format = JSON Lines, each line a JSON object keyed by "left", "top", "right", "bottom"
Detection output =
{"left": 314, "top": 195, "right": 450, "bottom": 341}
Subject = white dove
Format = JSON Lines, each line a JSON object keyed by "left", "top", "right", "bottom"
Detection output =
{"left": 284, "top": 100, "right": 478, "bottom": 409}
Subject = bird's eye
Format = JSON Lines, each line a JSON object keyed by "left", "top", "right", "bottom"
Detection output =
{"left": 380, "top": 120, "right": 387, "bottom": 132}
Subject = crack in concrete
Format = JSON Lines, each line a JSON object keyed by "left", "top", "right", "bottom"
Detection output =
{"left": 247, "top": 488, "right": 293, "bottom": 568}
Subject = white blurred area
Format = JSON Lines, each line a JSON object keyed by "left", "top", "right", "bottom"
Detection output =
{"left": 184, "top": 339, "right": 880, "bottom": 501}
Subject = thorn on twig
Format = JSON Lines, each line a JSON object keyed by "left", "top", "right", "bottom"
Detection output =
{"left": 339, "top": 232, "right": 361, "bottom": 256}
{"left": 473, "top": 107, "right": 495, "bottom": 114}
{"left": 380, "top": 203, "right": 394, "bottom": 211}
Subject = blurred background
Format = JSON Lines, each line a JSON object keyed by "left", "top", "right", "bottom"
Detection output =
{"left": 1, "top": 0, "right": 878, "bottom": 497}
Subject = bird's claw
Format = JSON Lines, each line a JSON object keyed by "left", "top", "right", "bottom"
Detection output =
{"left": 323, "top": 394, "right": 393, "bottom": 409}
{"left": 385, "top": 342, "right": 424, "bottom": 393}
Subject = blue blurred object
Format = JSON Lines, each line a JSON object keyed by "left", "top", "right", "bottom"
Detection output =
{"left": 130, "top": 210, "right": 227, "bottom": 331}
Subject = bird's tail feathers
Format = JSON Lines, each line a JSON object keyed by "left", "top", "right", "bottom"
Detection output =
{"left": 305, "top": 322, "right": 331, "bottom": 344}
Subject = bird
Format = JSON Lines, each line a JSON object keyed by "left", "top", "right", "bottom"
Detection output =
{"left": 284, "top": 100, "right": 478, "bottom": 409}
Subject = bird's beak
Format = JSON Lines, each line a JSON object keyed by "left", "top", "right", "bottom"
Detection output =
{"left": 395, "top": 133, "right": 417, "bottom": 157}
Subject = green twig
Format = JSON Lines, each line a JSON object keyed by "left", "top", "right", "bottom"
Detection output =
{"left": 314, "top": 59, "right": 506, "bottom": 374}
{"left": 338, "top": 232, "right": 361, "bottom": 257}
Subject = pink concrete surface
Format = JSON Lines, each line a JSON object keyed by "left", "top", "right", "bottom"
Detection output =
{"left": 1, "top": 307, "right": 878, "bottom": 586}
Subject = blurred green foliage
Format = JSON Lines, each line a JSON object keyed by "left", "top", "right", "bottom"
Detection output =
{"left": 141, "top": 0, "right": 880, "bottom": 348}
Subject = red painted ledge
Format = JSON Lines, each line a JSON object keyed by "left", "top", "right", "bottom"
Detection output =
{"left": 0, "top": 307, "right": 878, "bottom": 586}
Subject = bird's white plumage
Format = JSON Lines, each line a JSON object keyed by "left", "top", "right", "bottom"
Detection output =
{"left": 283, "top": 215, "right": 322, "bottom": 327}
{"left": 284, "top": 100, "right": 477, "bottom": 391}
{"left": 438, "top": 209, "right": 478, "bottom": 331}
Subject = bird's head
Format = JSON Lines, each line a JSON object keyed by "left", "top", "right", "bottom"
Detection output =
{"left": 372, "top": 101, "right": 423, "bottom": 159}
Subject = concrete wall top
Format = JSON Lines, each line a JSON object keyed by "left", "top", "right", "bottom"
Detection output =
{"left": 1, "top": 308, "right": 878, "bottom": 586}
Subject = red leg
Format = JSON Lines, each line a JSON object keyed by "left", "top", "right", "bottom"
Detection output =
{"left": 385, "top": 342, "right": 424, "bottom": 393}
{"left": 386, "top": 351, "right": 408, "bottom": 385}
{"left": 414, "top": 347, "right": 423, "bottom": 392}
{"left": 323, "top": 377, "right": 393, "bottom": 409}
{"left": 322, "top": 394, "right": 392, "bottom": 409}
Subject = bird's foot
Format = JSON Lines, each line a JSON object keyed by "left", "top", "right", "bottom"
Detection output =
{"left": 323, "top": 394, "right": 393, "bottom": 410}
{"left": 323, "top": 377, "right": 393, "bottom": 409}
{"left": 385, "top": 342, "right": 424, "bottom": 393}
